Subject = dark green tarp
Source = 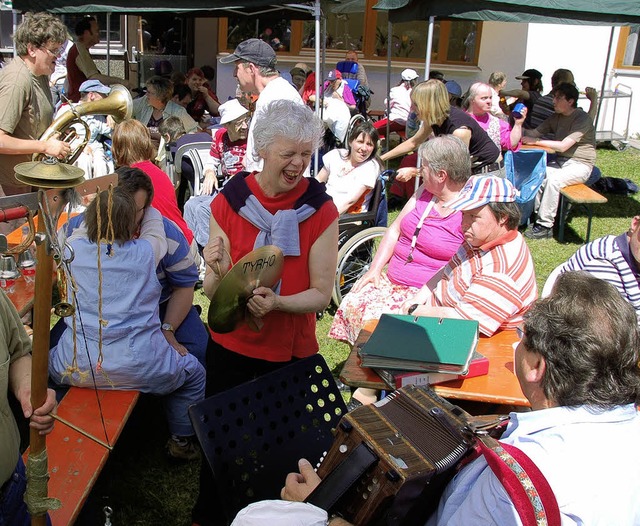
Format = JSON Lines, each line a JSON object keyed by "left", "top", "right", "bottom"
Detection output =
{"left": 374, "top": 0, "right": 640, "bottom": 25}
{"left": 12, "top": 0, "right": 314, "bottom": 17}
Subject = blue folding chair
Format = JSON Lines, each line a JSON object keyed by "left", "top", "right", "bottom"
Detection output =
{"left": 504, "top": 149, "right": 547, "bottom": 226}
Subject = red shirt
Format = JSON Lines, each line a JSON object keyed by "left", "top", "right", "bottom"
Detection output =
{"left": 132, "top": 160, "right": 194, "bottom": 244}
{"left": 210, "top": 173, "right": 338, "bottom": 361}
{"left": 65, "top": 44, "right": 85, "bottom": 103}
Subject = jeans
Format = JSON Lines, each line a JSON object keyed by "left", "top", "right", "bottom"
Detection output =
{"left": 0, "top": 457, "right": 51, "bottom": 526}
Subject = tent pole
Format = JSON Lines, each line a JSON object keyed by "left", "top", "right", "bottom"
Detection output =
{"left": 384, "top": 18, "right": 392, "bottom": 156}
{"left": 313, "top": 0, "right": 321, "bottom": 176}
{"left": 424, "top": 16, "right": 434, "bottom": 80}
{"left": 12, "top": 10, "right": 18, "bottom": 58}
{"left": 106, "top": 13, "right": 111, "bottom": 75}
{"left": 595, "top": 26, "right": 615, "bottom": 132}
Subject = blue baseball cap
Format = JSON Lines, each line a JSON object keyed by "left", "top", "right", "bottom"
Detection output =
{"left": 79, "top": 79, "right": 110, "bottom": 94}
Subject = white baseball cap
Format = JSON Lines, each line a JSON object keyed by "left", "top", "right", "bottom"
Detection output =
{"left": 219, "top": 98, "right": 250, "bottom": 125}
{"left": 401, "top": 68, "right": 419, "bottom": 81}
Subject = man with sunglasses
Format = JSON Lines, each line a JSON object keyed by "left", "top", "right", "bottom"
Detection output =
{"left": 0, "top": 12, "right": 71, "bottom": 199}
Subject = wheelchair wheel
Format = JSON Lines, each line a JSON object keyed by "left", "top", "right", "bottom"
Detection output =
{"left": 332, "top": 226, "right": 387, "bottom": 307}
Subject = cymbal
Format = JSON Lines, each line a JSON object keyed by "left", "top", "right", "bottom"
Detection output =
{"left": 208, "top": 245, "right": 284, "bottom": 333}
{"left": 14, "top": 159, "right": 85, "bottom": 188}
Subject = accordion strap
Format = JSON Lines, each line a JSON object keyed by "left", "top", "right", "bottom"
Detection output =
{"left": 478, "top": 436, "right": 561, "bottom": 526}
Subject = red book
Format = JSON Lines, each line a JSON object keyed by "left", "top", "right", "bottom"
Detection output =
{"left": 374, "top": 352, "right": 489, "bottom": 389}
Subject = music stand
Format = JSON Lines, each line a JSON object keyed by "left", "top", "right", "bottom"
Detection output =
{"left": 188, "top": 354, "right": 347, "bottom": 520}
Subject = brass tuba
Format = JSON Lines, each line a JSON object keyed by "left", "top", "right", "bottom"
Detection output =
{"left": 35, "top": 84, "right": 133, "bottom": 165}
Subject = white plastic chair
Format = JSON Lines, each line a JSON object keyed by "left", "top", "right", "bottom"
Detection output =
{"left": 541, "top": 263, "right": 564, "bottom": 298}
{"left": 174, "top": 141, "right": 213, "bottom": 196}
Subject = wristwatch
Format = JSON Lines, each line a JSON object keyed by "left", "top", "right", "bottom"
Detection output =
{"left": 161, "top": 323, "right": 175, "bottom": 333}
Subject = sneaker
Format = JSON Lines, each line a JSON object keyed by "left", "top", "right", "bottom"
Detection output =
{"left": 166, "top": 436, "right": 201, "bottom": 461}
{"left": 524, "top": 224, "right": 553, "bottom": 240}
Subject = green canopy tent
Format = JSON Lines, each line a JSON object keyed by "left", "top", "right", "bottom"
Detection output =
{"left": 12, "top": 0, "right": 323, "bottom": 114}
{"left": 372, "top": 0, "right": 640, "bottom": 140}
{"left": 374, "top": 0, "right": 640, "bottom": 26}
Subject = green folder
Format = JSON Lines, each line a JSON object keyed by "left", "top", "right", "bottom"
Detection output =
{"left": 359, "top": 314, "right": 479, "bottom": 374}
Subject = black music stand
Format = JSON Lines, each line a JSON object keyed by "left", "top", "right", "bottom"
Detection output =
{"left": 188, "top": 354, "right": 347, "bottom": 520}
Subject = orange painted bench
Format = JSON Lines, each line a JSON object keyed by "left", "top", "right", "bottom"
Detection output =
{"left": 23, "top": 387, "right": 139, "bottom": 526}
{"left": 558, "top": 183, "right": 607, "bottom": 243}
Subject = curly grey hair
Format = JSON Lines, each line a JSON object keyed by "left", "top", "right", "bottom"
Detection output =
{"left": 252, "top": 100, "right": 324, "bottom": 160}
{"left": 14, "top": 12, "right": 68, "bottom": 57}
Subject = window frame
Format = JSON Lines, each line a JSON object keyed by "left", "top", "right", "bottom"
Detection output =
{"left": 218, "top": 2, "right": 482, "bottom": 66}
{"left": 614, "top": 26, "right": 640, "bottom": 70}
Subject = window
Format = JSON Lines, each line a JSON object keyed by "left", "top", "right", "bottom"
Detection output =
{"left": 61, "top": 14, "right": 124, "bottom": 48}
{"left": 225, "top": 13, "right": 292, "bottom": 52}
{"left": 0, "top": 10, "right": 13, "bottom": 51}
{"left": 615, "top": 26, "right": 640, "bottom": 68}
{"left": 219, "top": 1, "right": 482, "bottom": 65}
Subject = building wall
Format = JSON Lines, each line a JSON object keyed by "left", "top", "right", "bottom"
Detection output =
{"left": 215, "top": 20, "right": 640, "bottom": 140}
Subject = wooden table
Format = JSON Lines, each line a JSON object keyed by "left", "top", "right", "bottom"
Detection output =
{"left": 5, "top": 212, "right": 77, "bottom": 316}
{"left": 520, "top": 143, "right": 556, "bottom": 154}
{"left": 340, "top": 320, "right": 529, "bottom": 407}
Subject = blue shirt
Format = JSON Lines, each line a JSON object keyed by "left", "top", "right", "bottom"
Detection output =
{"left": 64, "top": 212, "right": 197, "bottom": 304}
{"left": 428, "top": 404, "right": 640, "bottom": 525}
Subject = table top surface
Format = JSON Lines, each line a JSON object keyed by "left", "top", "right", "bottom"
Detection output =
{"left": 5, "top": 212, "right": 76, "bottom": 316}
{"left": 340, "top": 319, "right": 529, "bottom": 407}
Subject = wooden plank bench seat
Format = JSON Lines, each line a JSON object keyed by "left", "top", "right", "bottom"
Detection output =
{"left": 558, "top": 183, "right": 608, "bottom": 243}
{"left": 22, "top": 387, "right": 139, "bottom": 526}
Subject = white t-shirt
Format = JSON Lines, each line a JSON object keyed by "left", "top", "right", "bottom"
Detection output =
{"left": 322, "top": 148, "right": 378, "bottom": 214}
{"left": 322, "top": 98, "right": 351, "bottom": 143}
{"left": 245, "top": 76, "right": 304, "bottom": 172}
{"left": 385, "top": 84, "right": 412, "bottom": 125}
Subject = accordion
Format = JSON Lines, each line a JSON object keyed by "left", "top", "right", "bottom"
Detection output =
{"left": 306, "top": 385, "right": 478, "bottom": 526}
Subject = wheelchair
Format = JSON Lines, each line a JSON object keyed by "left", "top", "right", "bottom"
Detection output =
{"left": 332, "top": 169, "right": 392, "bottom": 306}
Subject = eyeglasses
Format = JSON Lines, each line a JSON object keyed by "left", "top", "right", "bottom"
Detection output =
{"left": 516, "top": 326, "right": 525, "bottom": 340}
{"left": 41, "top": 45, "right": 65, "bottom": 58}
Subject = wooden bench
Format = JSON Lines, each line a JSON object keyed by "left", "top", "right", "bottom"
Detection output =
{"left": 23, "top": 387, "right": 139, "bottom": 526}
{"left": 558, "top": 183, "right": 607, "bottom": 243}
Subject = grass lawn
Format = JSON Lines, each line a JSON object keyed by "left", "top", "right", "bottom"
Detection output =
{"left": 79, "top": 146, "right": 640, "bottom": 525}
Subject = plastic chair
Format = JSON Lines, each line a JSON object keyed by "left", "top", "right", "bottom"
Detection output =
{"left": 541, "top": 263, "right": 564, "bottom": 298}
{"left": 174, "top": 139, "right": 213, "bottom": 196}
{"left": 504, "top": 149, "right": 547, "bottom": 226}
{"left": 188, "top": 354, "right": 347, "bottom": 522}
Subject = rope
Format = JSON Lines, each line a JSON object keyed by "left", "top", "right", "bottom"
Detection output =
{"left": 24, "top": 450, "right": 61, "bottom": 516}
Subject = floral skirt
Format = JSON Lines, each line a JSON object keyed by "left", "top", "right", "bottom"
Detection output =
{"left": 329, "top": 273, "right": 419, "bottom": 345}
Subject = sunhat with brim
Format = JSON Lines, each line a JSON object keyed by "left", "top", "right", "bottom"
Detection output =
{"left": 444, "top": 176, "right": 518, "bottom": 211}
{"left": 219, "top": 98, "right": 249, "bottom": 125}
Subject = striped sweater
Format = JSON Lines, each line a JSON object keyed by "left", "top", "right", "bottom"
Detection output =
{"left": 559, "top": 233, "right": 640, "bottom": 322}
{"left": 431, "top": 230, "right": 538, "bottom": 336}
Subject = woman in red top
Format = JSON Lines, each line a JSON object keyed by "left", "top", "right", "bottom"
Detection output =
{"left": 112, "top": 119, "right": 194, "bottom": 245}
{"left": 193, "top": 100, "right": 338, "bottom": 526}
{"left": 185, "top": 67, "right": 220, "bottom": 127}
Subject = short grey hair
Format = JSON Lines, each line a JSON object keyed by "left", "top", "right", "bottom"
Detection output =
{"left": 253, "top": 100, "right": 324, "bottom": 157}
{"left": 524, "top": 271, "right": 640, "bottom": 408}
{"left": 418, "top": 135, "right": 472, "bottom": 184}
